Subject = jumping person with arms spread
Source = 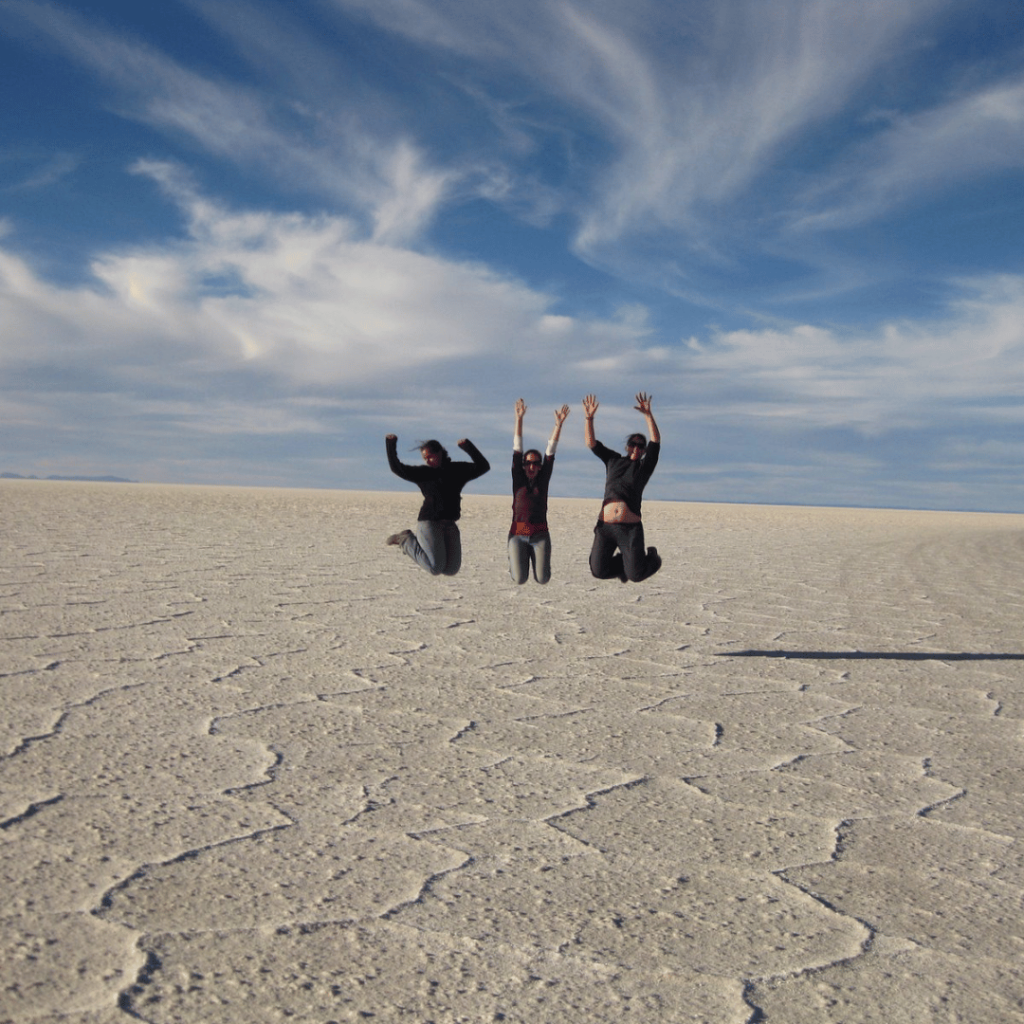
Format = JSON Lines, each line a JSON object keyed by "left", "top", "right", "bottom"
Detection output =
{"left": 384, "top": 433, "right": 490, "bottom": 576}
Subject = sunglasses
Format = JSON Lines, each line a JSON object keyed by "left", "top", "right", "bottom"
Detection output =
{"left": 524, "top": 460, "right": 542, "bottom": 467}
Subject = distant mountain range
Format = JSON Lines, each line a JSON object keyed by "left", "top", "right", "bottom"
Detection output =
{"left": 1, "top": 472, "right": 137, "bottom": 483}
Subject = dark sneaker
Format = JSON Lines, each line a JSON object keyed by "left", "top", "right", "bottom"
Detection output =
{"left": 644, "top": 546, "right": 662, "bottom": 579}
{"left": 386, "top": 529, "right": 414, "bottom": 546}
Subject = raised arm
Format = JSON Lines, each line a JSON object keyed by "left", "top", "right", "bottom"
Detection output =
{"left": 634, "top": 392, "right": 660, "bottom": 444}
{"left": 385, "top": 433, "right": 415, "bottom": 480}
{"left": 513, "top": 398, "right": 526, "bottom": 453}
{"left": 547, "top": 404, "right": 570, "bottom": 455}
{"left": 457, "top": 438, "right": 490, "bottom": 476}
{"left": 582, "top": 394, "right": 599, "bottom": 449}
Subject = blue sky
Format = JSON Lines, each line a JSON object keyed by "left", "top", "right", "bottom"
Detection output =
{"left": 2, "top": 0, "right": 1023, "bottom": 510}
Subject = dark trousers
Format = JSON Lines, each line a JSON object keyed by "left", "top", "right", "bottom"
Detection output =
{"left": 589, "top": 520, "right": 657, "bottom": 582}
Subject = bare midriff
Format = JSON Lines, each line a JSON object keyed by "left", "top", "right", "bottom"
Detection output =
{"left": 600, "top": 501, "right": 641, "bottom": 524}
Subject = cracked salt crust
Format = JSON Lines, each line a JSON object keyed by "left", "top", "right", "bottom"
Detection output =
{"left": 1, "top": 482, "right": 1023, "bottom": 1022}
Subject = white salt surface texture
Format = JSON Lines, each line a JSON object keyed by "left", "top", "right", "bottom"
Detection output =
{"left": 1, "top": 481, "right": 1023, "bottom": 1023}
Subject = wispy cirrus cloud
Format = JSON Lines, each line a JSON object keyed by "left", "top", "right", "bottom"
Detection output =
{"left": 1, "top": 151, "right": 81, "bottom": 192}
{"left": 791, "top": 75, "right": 1024, "bottom": 231}
{"left": 325, "top": 0, "right": 950, "bottom": 253}
{"left": 9, "top": 0, "right": 1009, "bottom": 263}
{"left": 1, "top": 0, "right": 454, "bottom": 244}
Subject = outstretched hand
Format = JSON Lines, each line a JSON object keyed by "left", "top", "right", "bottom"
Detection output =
{"left": 554, "top": 403, "right": 570, "bottom": 425}
{"left": 634, "top": 392, "right": 653, "bottom": 415}
{"left": 386, "top": 433, "right": 397, "bottom": 441}
{"left": 582, "top": 394, "right": 599, "bottom": 417}
{"left": 515, "top": 398, "right": 527, "bottom": 418}
{"left": 457, "top": 438, "right": 469, "bottom": 447}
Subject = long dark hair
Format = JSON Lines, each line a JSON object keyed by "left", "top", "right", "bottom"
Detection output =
{"left": 521, "top": 448, "right": 544, "bottom": 491}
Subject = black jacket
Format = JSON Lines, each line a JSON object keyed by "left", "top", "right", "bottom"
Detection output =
{"left": 386, "top": 437, "right": 490, "bottom": 521}
{"left": 592, "top": 440, "right": 660, "bottom": 517}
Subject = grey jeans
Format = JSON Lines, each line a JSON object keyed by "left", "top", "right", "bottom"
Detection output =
{"left": 508, "top": 532, "right": 552, "bottom": 585}
{"left": 401, "top": 520, "right": 462, "bottom": 575}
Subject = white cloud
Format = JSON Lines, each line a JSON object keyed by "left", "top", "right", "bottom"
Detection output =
{"left": 2, "top": 0, "right": 455, "bottom": 244}
{"left": 325, "top": 0, "right": 948, "bottom": 254}
{"left": 682, "top": 277, "right": 1024, "bottom": 433}
{"left": 1, "top": 151, "right": 81, "bottom": 192}
{"left": 0, "top": 163, "right": 647, "bottom": 394}
{"left": 564, "top": 0, "right": 950, "bottom": 259}
{"left": 370, "top": 141, "right": 454, "bottom": 244}
{"left": 794, "top": 76, "right": 1024, "bottom": 230}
